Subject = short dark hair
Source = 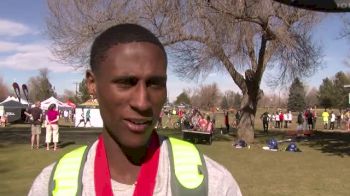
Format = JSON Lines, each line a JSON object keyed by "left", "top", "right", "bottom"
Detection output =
{"left": 48, "top": 104, "right": 56, "bottom": 111}
{"left": 90, "top": 23, "right": 167, "bottom": 72}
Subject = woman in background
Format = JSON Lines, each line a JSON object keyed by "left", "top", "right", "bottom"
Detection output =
{"left": 45, "top": 104, "right": 59, "bottom": 151}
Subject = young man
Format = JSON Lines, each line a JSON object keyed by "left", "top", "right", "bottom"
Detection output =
{"left": 296, "top": 111, "right": 304, "bottom": 136}
{"left": 24, "top": 101, "right": 43, "bottom": 149}
{"left": 260, "top": 111, "right": 269, "bottom": 133}
{"left": 29, "top": 24, "right": 241, "bottom": 196}
{"left": 322, "top": 109, "right": 329, "bottom": 129}
{"left": 84, "top": 109, "right": 92, "bottom": 127}
{"left": 224, "top": 109, "right": 230, "bottom": 132}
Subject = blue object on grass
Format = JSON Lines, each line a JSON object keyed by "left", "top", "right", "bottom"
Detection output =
{"left": 286, "top": 142, "right": 300, "bottom": 152}
{"left": 267, "top": 138, "right": 278, "bottom": 149}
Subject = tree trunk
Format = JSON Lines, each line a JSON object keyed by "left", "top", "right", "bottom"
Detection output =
{"left": 237, "top": 91, "right": 259, "bottom": 144}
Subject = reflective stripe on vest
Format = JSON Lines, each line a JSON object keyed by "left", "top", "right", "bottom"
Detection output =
{"left": 49, "top": 146, "right": 89, "bottom": 196}
{"left": 49, "top": 137, "right": 208, "bottom": 196}
{"left": 167, "top": 137, "right": 208, "bottom": 196}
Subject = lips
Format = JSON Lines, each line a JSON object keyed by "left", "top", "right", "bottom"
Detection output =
{"left": 124, "top": 118, "right": 153, "bottom": 133}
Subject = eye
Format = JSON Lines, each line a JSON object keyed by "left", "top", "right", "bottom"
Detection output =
{"left": 147, "top": 78, "right": 166, "bottom": 89}
{"left": 112, "top": 77, "right": 138, "bottom": 88}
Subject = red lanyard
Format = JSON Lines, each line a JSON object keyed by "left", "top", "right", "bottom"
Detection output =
{"left": 94, "top": 131, "right": 160, "bottom": 196}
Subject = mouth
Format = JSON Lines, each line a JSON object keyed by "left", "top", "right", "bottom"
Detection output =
{"left": 124, "top": 118, "right": 153, "bottom": 133}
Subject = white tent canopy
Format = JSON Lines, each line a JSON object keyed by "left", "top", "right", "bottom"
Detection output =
{"left": 41, "top": 96, "right": 72, "bottom": 110}
{"left": 0, "top": 96, "right": 30, "bottom": 105}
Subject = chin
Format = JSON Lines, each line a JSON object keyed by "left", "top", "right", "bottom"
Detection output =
{"left": 122, "top": 130, "right": 153, "bottom": 148}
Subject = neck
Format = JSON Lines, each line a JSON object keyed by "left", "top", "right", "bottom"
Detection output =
{"left": 101, "top": 130, "right": 148, "bottom": 185}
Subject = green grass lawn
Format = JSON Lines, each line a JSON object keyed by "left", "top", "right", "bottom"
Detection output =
{"left": 1, "top": 128, "right": 350, "bottom": 196}
{"left": 1, "top": 107, "right": 349, "bottom": 195}
{"left": 199, "top": 132, "right": 350, "bottom": 196}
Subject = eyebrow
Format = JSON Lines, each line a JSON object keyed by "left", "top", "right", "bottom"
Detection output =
{"left": 111, "top": 75, "right": 167, "bottom": 82}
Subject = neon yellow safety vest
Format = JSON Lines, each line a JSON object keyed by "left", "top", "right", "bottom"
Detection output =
{"left": 49, "top": 137, "right": 208, "bottom": 196}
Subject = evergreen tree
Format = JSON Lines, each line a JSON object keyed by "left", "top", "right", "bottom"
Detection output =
{"left": 318, "top": 77, "right": 336, "bottom": 108}
{"left": 287, "top": 78, "right": 306, "bottom": 111}
{"left": 174, "top": 91, "right": 191, "bottom": 105}
{"left": 79, "top": 78, "right": 90, "bottom": 103}
{"left": 332, "top": 71, "right": 350, "bottom": 109}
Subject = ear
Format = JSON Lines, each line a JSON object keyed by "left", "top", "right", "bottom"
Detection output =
{"left": 86, "top": 70, "right": 96, "bottom": 96}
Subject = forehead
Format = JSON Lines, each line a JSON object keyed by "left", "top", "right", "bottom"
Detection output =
{"left": 96, "top": 42, "right": 167, "bottom": 75}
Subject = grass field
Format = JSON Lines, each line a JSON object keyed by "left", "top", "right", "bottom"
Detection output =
{"left": 0, "top": 109, "right": 349, "bottom": 195}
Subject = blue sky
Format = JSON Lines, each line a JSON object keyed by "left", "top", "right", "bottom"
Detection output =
{"left": 0, "top": 0, "right": 349, "bottom": 102}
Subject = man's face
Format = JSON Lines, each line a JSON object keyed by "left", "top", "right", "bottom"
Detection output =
{"left": 35, "top": 102, "right": 40, "bottom": 108}
{"left": 87, "top": 42, "right": 167, "bottom": 148}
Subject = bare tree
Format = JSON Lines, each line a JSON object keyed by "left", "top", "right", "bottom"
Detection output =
{"left": 0, "top": 76, "right": 9, "bottom": 101}
{"left": 58, "top": 89, "right": 80, "bottom": 104}
{"left": 46, "top": 0, "right": 323, "bottom": 142}
{"left": 28, "top": 68, "right": 57, "bottom": 101}
{"left": 305, "top": 87, "right": 319, "bottom": 107}
{"left": 222, "top": 90, "right": 234, "bottom": 109}
{"left": 190, "top": 83, "right": 222, "bottom": 110}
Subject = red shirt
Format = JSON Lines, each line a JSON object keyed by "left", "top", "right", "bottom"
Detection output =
{"left": 178, "top": 110, "right": 184, "bottom": 118}
{"left": 47, "top": 110, "right": 59, "bottom": 124}
{"left": 279, "top": 113, "right": 284, "bottom": 121}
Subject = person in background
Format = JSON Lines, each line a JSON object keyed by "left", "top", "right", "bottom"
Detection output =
{"left": 287, "top": 111, "right": 292, "bottom": 128}
{"left": 312, "top": 106, "right": 317, "bottom": 130}
{"left": 206, "top": 116, "right": 214, "bottom": 133}
{"left": 260, "top": 111, "right": 269, "bottom": 133}
{"left": 322, "top": 109, "right": 329, "bottom": 129}
{"left": 345, "top": 109, "right": 350, "bottom": 131}
{"left": 75, "top": 109, "right": 86, "bottom": 127}
{"left": 275, "top": 111, "right": 280, "bottom": 128}
{"left": 279, "top": 111, "right": 284, "bottom": 129}
{"left": 63, "top": 110, "right": 69, "bottom": 123}
{"left": 224, "top": 109, "right": 230, "bottom": 132}
{"left": 45, "top": 104, "right": 59, "bottom": 151}
{"left": 84, "top": 109, "right": 92, "bottom": 127}
{"left": 329, "top": 111, "right": 335, "bottom": 130}
{"left": 296, "top": 111, "right": 304, "bottom": 136}
{"left": 336, "top": 111, "right": 342, "bottom": 129}
{"left": 24, "top": 101, "right": 43, "bottom": 150}
{"left": 0, "top": 114, "right": 8, "bottom": 127}
{"left": 306, "top": 109, "right": 313, "bottom": 131}
{"left": 191, "top": 112, "right": 201, "bottom": 129}
{"left": 283, "top": 111, "right": 288, "bottom": 128}
{"left": 198, "top": 114, "right": 208, "bottom": 132}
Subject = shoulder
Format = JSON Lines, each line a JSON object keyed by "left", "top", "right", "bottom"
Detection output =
{"left": 28, "top": 163, "right": 55, "bottom": 196}
{"left": 204, "top": 155, "right": 242, "bottom": 196}
{"left": 29, "top": 142, "right": 98, "bottom": 196}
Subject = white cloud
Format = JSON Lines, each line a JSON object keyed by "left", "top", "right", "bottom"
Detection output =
{"left": 0, "top": 41, "right": 20, "bottom": 52}
{"left": 0, "top": 41, "right": 75, "bottom": 73}
{"left": 0, "top": 19, "right": 33, "bottom": 37}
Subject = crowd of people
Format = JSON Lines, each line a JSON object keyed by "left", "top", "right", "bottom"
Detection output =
{"left": 157, "top": 107, "right": 215, "bottom": 133}
{"left": 260, "top": 107, "right": 350, "bottom": 133}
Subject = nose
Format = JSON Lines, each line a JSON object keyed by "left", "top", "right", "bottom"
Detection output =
{"left": 130, "top": 83, "right": 152, "bottom": 114}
